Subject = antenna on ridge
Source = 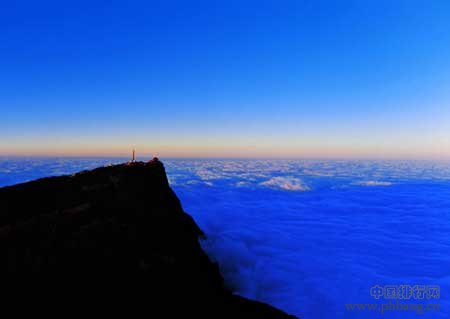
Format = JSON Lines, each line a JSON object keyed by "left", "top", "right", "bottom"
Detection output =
{"left": 132, "top": 149, "right": 136, "bottom": 162}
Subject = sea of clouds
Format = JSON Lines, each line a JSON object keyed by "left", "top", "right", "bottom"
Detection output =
{"left": 1, "top": 157, "right": 449, "bottom": 319}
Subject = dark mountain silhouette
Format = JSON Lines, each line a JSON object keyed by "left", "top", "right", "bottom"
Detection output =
{"left": 0, "top": 158, "right": 296, "bottom": 318}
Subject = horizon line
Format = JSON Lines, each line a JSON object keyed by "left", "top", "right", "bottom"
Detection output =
{"left": 0, "top": 153, "right": 449, "bottom": 162}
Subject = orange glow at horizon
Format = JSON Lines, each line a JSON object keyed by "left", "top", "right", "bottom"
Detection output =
{"left": 1, "top": 143, "right": 449, "bottom": 160}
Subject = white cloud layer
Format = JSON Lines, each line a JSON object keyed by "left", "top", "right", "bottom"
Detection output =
{"left": 260, "top": 176, "right": 310, "bottom": 191}
{"left": 355, "top": 180, "right": 393, "bottom": 187}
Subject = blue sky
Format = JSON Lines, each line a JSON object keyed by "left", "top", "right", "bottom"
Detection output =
{"left": 1, "top": 0, "right": 450, "bottom": 158}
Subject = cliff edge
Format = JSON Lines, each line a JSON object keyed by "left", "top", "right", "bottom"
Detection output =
{"left": 0, "top": 159, "right": 296, "bottom": 318}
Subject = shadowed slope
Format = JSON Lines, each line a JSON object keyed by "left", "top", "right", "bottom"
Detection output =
{"left": 0, "top": 159, "right": 296, "bottom": 318}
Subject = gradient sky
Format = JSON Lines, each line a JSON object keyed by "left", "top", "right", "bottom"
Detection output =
{"left": 1, "top": 0, "right": 450, "bottom": 158}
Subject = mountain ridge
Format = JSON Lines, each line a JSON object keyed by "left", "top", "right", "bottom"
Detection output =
{"left": 0, "top": 158, "right": 296, "bottom": 318}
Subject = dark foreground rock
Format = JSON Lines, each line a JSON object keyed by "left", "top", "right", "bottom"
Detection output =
{"left": 0, "top": 159, "right": 296, "bottom": 318}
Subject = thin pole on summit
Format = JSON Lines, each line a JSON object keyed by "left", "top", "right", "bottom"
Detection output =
{"left": 132, "top": 149, "right": 136, "bottom": 162}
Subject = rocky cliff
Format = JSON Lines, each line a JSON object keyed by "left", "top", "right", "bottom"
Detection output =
{"left": 0, "top": 159, "right": 296, "bottom": 318}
